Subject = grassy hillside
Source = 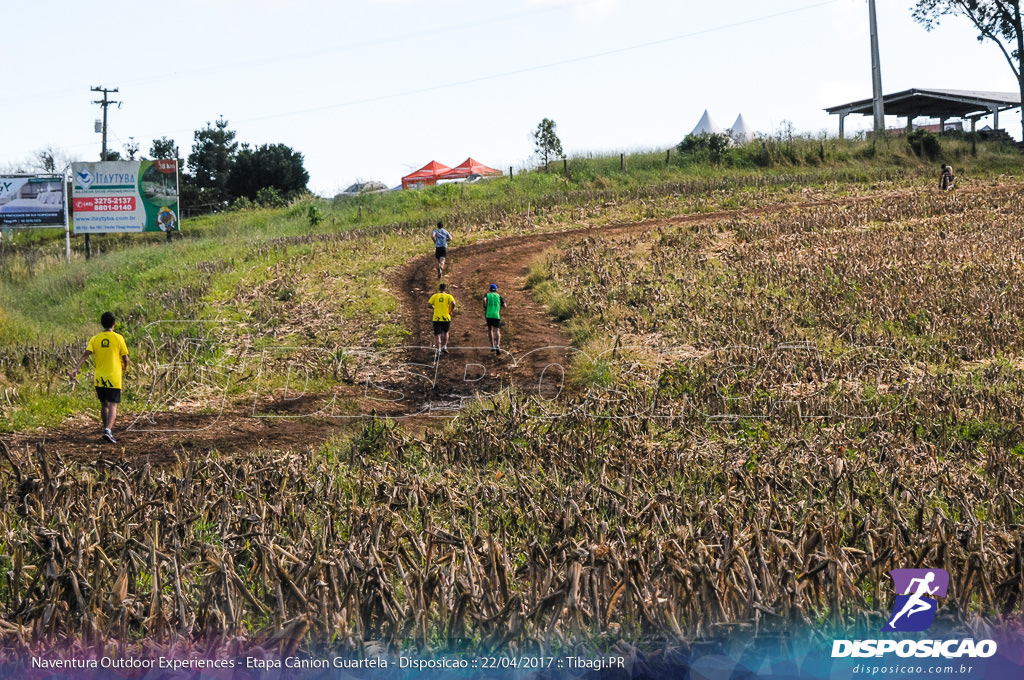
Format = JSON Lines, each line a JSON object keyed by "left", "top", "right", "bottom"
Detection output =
{"left": 0, "top": 134, "right": 1023, "bottom": 657}
{"left": 0, "top": 134, "right": 1019, "bottom": 431}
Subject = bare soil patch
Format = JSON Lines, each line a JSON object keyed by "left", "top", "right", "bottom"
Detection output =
{"left": 4, "top": 185, "right": 980, "bottom": 462}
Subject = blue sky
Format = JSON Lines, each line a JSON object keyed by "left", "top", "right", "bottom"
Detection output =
{"left": 1, "top": 0, "right": 1017, "bottom": 195}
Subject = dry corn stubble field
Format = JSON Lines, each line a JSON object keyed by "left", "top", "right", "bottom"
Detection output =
{"left": 1, "top": 179, "right": 1024, "bottom": 664}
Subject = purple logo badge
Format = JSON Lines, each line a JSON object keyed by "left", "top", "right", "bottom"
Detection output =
{"left": 883, "top": 569, "right": 949, "bottom": 632}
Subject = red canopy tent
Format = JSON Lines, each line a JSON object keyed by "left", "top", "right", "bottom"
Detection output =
{"left": 438, "top": 157, "right": 502, "bottom": 180}
{"left": 401, "top": 161, "right": 451, "bottom": 190}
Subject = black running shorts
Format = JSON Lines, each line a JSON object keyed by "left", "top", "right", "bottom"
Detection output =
{"left": 95, "top": 386, "right": 122, "bottom": 403}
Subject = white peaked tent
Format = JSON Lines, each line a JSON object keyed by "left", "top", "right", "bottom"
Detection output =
{"left": 730, "top": 114, "right": 755, "bottom": 142}
{"left": 690, "top": 110, "right": 725, "bottom": 136}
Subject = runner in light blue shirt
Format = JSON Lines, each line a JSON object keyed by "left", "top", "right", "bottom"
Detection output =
{"left": 432, "top": 221, "right": 453, "bottom": 279}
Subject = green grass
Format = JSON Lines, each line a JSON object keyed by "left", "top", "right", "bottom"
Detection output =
{"left": 11, "top": 175, "right": 1024, "bottom": 653}
{"left": 1, "top": 134, "right": 1022, "bottom": 431}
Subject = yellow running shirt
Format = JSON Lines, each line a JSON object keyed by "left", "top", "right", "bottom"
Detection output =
{"left": 428, "top": 292, "right": 456, "bottom": 321}
{"left": 87, "top": 331, "right": 129, "bottom": 389}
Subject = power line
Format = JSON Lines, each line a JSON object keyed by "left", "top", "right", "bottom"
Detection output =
{"left": 117, "top": 0, "right": 589, "bottom": 89}
{"left": 0, "top": 0, "right": 597, "bottom": 109}
{"left": 231, "top": 0, "right": 846, "bottom": 126}
{"left": 3, "top": 0, "right": 844, "bottom": 161}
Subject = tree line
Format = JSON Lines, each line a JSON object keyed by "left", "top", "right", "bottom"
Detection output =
{"left": 7, "top": 2, "right": 1022, "bottom": 214}
{"left": 6, "top": 118, "right": 309, "bottom": 214}
{"left": 149, "top": 117, "right": 309, "bottom": 211}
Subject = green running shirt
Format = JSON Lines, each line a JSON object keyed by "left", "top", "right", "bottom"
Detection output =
{"left": 485, "top": 292, "right": 503, "bottom": 319}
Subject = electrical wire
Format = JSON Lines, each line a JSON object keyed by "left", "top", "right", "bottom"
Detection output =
{"left": 1, "top": 0, "right": 845, "bottom": 162}
{"left": 232, "top": 0, "right": 847, "bottom": 125}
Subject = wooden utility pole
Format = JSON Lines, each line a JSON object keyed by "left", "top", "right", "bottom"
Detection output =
{"left": 92, "top": 86, "right": 119, "bottom": 161}
{"left": 88, "top": 86, "right": 119, "bottom": 259}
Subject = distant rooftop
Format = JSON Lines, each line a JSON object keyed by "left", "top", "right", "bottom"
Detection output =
{"left": 826, "top": 88, "right": 1020, "bottom": 119}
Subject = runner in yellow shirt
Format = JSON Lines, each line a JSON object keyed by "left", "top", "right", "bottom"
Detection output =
{"left": 70, "top": 311, "right": 130, "bottom": 443}
{"left": 427, "top": 283, "right": 457, "bottom": 356}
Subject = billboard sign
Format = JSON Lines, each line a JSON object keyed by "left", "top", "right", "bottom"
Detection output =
{"left": 71, "top": 160, "right": 179, "bottom": 234}
{"left": 0, "top": 175, "right": 67, "bottom": 228}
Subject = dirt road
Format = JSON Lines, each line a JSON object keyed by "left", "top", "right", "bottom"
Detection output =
{"left": 3, "top": 185, "right": 956, "bottom": 464}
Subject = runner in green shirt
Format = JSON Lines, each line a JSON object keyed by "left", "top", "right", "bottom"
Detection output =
{"left": 483, "top": 283, "right": 506, "bottom": 354}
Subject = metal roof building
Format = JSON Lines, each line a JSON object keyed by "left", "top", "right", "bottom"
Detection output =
{"left": 825, "top": 88, "right": 1020, "bottom": 137}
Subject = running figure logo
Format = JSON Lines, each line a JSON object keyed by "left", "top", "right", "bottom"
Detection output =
{"left": 883, "top": 569, "right": 949, "bottom": 632}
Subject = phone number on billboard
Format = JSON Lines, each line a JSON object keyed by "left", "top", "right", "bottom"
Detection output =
{"left": 73, "top": 197, "right": 136, "bottom": 212}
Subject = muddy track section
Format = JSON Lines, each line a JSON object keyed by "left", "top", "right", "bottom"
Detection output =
{"left": 389, "top": 185, "right": 937, "bottom": 370}
{"left": 4, "top": 186, "right": 983, "bottom": 464}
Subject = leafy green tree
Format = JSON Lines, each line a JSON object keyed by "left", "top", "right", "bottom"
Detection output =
{"left": 179, "top": 182, "right": 201, "bottom": 211}
{"left": 123, "top": 138, "right": 140, "bottom": 161}
{"left": 307, "top": 204, "right": 325, "bottom": 227}
{"left": 227, "top": 143, "right": 309, "bottom": 202}
{"left": 532, "top": 118, "right": 564, "bottom": 169}
{"left": 255, "top": 186, "right": 285, "bottom": 208}
{"left": 150, "top": 137, "right": 177, "bottom": 160}
{"left": 187, "top": 116, "right": 238, "bottom": 204}
{"left": 912, "top": 1, "right": 1024, "bottom": 136}
{"left": 907, "top": 128, "right": 942, "bottom": 158}
{"left": 676, "top": 133, "right": 732, "bottom": 165}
